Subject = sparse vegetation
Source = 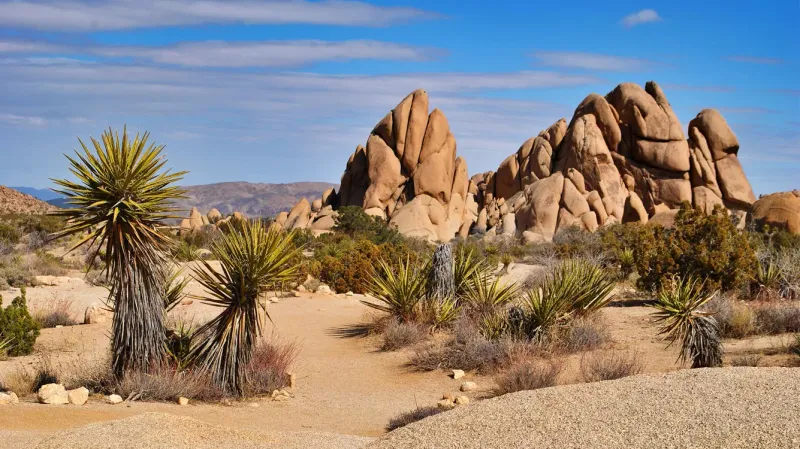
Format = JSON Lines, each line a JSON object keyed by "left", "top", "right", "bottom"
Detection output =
{"left": 386, "top": 406, "right": 445, "bottom": 431}
{"left": 729, "top": 354, "right": 761, "bottom": 367}
{"left": 494, "top": 358, "right": 562, "bottom": 395}
{"left": 30, "top": 294, "right": 78, "bottom": 328}
{"left": 381, "top": 320, "right": 429, "bottom": 351}
{"left": 580, "top": 350, "right": 643, "bottom": 382}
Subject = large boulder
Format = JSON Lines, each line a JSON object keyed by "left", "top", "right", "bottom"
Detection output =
{"left": 750, "top": 191, "right": 800, "bottom": 234}
{"left": 716, "top": 154, "right": 756, "bottom": 207}
{"left": 688, "top": 109, "right": 739, "bottom": 161}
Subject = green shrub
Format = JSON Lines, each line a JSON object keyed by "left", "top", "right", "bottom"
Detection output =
{"left": 333, "top": 206, "right": 404, "bottom": 244}
{"left": 0, "top": 221, "right": 21, "bottom": 245}
{"left": 633, "top": 204, "right": 756, "bottom": 292}
{"left": 0, "top": 287, "right": 41, "bottom": 356}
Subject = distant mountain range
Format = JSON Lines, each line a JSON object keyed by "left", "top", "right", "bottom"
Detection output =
{"left": 14, "top": 182, "right": 338, "bottom": 217}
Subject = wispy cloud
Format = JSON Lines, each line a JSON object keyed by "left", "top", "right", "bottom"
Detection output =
{"left": 95, "top": 40, "right": 443, "bottom": 68}
{"left": 727, "top": 56, "right": 783, "bottom": 65}
{"left": 0, "top": 113, "right": 47, "bottom": 126}
{"left": 0, "top": 39, "right": 64, "bottom": 53}
{"left": 532, "top": 51, "right": 654, "bottom": 71}
{"left": 0, "top": 0, "right": 438, "bottom": 31}
{"left": 620, "top": 9, "right": 661, "bottom": 27}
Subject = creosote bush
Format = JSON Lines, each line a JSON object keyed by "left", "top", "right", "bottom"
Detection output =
{"left": 579, "top": 350, "right": 643, "bottom": 382}
{"left": 493, "top": 358, "right": 562, "bottom": 395}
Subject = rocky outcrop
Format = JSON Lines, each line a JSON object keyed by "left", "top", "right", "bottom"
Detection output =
{"left": 469, "top": 81, "right": 756, "bottom": 241}
{"left": 750, "top": 191, "right": 800, "bottom": 234}
{"left": 280, "top": 89, "right": 470, "bottom": 241}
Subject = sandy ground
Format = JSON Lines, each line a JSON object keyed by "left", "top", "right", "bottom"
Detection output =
{"left": 0, "top": 265, "right": 796, "bottom": 448}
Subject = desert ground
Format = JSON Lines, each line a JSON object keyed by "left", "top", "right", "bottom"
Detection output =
{"left": 1, "top": 263, "right": 797, "bottom": 448}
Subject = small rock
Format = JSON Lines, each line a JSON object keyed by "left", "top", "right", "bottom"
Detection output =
{"left": 345, "top": 291, "right": 354, "bottom": 296}
{"left": 105, "top": 394, "right": 123, "bottom": 405}
{"left": 180, "top": 299, "right": 193, "bottom": 306}
{"left": 248, "top": 402, "right": 260, "bottom": 408}
{"left": 316, "top": 285, "right": 332, "bottom": 294}
{"left": 441, "top": 392, "right": 454, "bottom": 402}
{"left": 0, "top": 392, "right": 19, "bottom": 405}
{"left": 451, "top": 369, "right": 465, "bottom": 380}
{"left": 437, "top": 399, "right": 455, "bottom": 409}
{"left": 455, "top": 395, "right": 470, "bottom": 405}
{"left": 38, "top": 384, "right": 69, "bottom": 405}
{"left": 270, "top": 297, "right": 280, "bottom": 304}
{"left": 297, "top": 285, "right": 307, "bottom": 292}
{"left": 67, "top": 387, "right": 89, "bottom": 406}
{"left": 285, "top": 372, "right": 296, "bottom": 389}
{"left": 292, "top": 291, "right": 301, "bottom": 297}
{"left": 55, "top": 325, "right": 64, "bottom": 328}
{"left": 177, "top": 397, "right": 189, "bottom": 406}
{"left": 460, "top": 381, "right": 478, "bottom": 392}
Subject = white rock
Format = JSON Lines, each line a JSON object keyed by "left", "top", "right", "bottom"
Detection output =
{"left": 0, "top": 392, "right": 19, "bottom": 405}
{"left": 269, "top": 297, "right": 280, "bottom": 304}
{"left": 177, "top": 397, "right": 189, "bottom": 406}
{"left": 451, "top": 369, "right": 465, "bottom": 380}
{"left": 67, "top": 387, "right": 89, "bottom": 405}
{"left": 460, "top": 381, "right": 478, "bottom": 392}
{"left": 106, "top": 394, "right": 123, "bottom": 405}
{"left": 345, "top": 291, "right": 354, "bottom": 296}
{"left": 316, "top": 285, "right": 332, "bottom": 294}
{"left": 292, "top": 291, "right": 301, "bottom": 297}
{"left": 38, "top": 384, "right": 69, "bottom": 405}
{"left": 297, "top": 285, "right": 307, "bottom": 292}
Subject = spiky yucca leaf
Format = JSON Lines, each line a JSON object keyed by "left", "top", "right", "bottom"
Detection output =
{"left": 651, "top": 277, "right": 722, "bottom": 368}
{"left": 189, "top": 220, "right": 301, "bottom": 395}
{"left": 164, "top": 268, "right": 190, "bottom": 313}
{"left": 50, "top": 127, "right": 186, "bottom": 377}
{"left": 520, "top": 259, "right": 615, "bottom": 340}
{"left": 464, "top": 277, "right": 520, "bottom": 315}
{"left": 363, "top": 258, "right": 428, "bottom": 324}
{"left": 754, "top": 257, "right": 783, "bottom": 296}
{"left": 453, "top": 246, "right": 493, "bottom": 298}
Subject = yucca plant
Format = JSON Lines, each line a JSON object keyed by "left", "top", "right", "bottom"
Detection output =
{"left": 164, "top": 268, "right": 190, "bottom": 313}
{"left": 51, "top": 127, "right": 186, "bottom": 377}
{"left": 752, "top": 257, "right": 783, "bottom": 299}
{"left": 188, "top": 220, "right": 301, "bottom": 395}
{"left": 453, "top": 246, "right": 493, "bottom": 298}
{"left": 464, "top": 277, "right": 520, "bottom": 316}
{"left": 519, "top": 259, "right": 614, "bottom": 340}
{"left": 363, "top": 257, "right": 428, "bottom": 324}
{"left": 651, "top": 276, "right": 722, "bottom": 368}
{"left": 617, "top": 248, "right": 635, "bottom": 278}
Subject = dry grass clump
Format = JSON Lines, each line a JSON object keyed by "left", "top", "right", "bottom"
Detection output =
{"left": 381, "top": 320, "right": 429, "bottom": 351}
{"left": 753, "top": 303, "right": 800, "bottom": 334}
{"left": 30, "top": 295, "right": 78, "bottom": 328}
{"left": 712, "top": 296, "right": 756, "bottom": 338}
{"left": 386, "top": 406, "right": 445, "bottom": 431}
{"left": 241, "top": 339, "right": 299, "bottom": 397}
{"left": 493, "top": 358, "right": 562, "bottom": 395}
{"left": 579, "top": 350, "right": 644, "bottom": 383}
{"left": 711, "top": 295, "right": 800, "bottom": 338}
{"left": 728, "top": 354, "right": 762, "bottom": 367}
{"left": 554, "top": 316, "right": 610, "bottom": 352}
{"left": 116, "top": 365, "right": 225, "bottom": 402}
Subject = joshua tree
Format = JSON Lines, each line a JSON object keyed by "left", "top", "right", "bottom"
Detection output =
{"left": 52, "top": 127, "right": 186, "bottom": 377}
{"left": 429, "top": 244, "right": 455, "bottom": 301}
{"left": 188, "top": 220, "right": 301, "bottom": 395}
{"left": 651, "top": 276, "right": 723, "bottom": 368}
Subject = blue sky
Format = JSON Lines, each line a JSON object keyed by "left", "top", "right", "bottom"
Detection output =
{"left": 0, "top": 0, "right": 797, "bottom": 195}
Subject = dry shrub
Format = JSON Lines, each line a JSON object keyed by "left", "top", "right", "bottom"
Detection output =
{"left": 753, "top": 303, "right": 800, "bottom": 334}
{"left": 579, "top": 350, "right": 644, "bottom": 383}
{"left": 494, "top": 358, "right": 562, "bottom": 395}
{"left": 386, "top": 406, "right": 445, "bottom": 431}
{"left": 729, "top": 354, "right": 762, "bottom": 367}
{"left": 241, "top": 339, "right": 299, "bottom": 397}
{"left": 31, "top": 294, "right": 78, "bottom": 328}
{"left": 0, "top": 359, "right": 59, "bottom": 395}
{"left": 382, "top": 321, "right": 428, "bottom": 351}
{"left": 712, "top": 295, "right": 756, "bottom": 338}
{"left": 116, "top": 365, "right": 225, "bottom": 402}
{"left": 556, "top": 316, "right": 610, "bottom": 352}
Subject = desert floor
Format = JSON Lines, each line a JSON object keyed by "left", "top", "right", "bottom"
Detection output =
{"left": 0, "top": 264, "right": 795, "bottom": 448}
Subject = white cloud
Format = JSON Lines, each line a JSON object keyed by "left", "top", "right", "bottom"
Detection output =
{"left": 532, "top": 51, "right": 653, "bottom": 71}
{"left": 727, "top": 56, "right": 783, "bottom": 65}
{"left": 0, "top": 0, "right": 438, "bottom": 31}
{"left": 0, "top": 113, "right": 47, "bottom": 126}
{"left": 620, "top": 9, "right": 661, "bottom": 27}
{"left": 96, "top": 40, "right": 442, "bottom": 68}
{"left": 0, "top": 39, "right": 64, "bottom": 53}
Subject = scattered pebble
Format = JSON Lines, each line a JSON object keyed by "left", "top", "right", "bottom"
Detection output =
{"left": 451, "top": 369, "right": 465, "bottom": 380}
{"left": 106, "top": 394, "right": 123, "bottom": 405}
{"left": 455, "top": 395, "right": 470, "bottom": 405}
{"left": 177, "top": 397, "right": 189, "bottom": 406}
{"left": 460, "top": 382, "right": 477, "bottom": 392}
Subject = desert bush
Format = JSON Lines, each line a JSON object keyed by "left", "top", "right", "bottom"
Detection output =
{"left": 84, "top": 269, "right": 109, "bottom": 287}
{"left": 553, "top": 226, "right": 606, "bottom": 262}
{"left": 791, "top": 334, "right": 800, "bottom": 358}
{"left": 729, "top": 354, "right": 761, "bottom": 367}
{"left": 381, "top": 320, "right": 428, "bottom": 351}
{"left": 31, "top": 295, "right": 78, "bottom": 328}
{"left": 493, "top": 358, "right": 562, "bottom": 395}
{"left": 556, "top": 316, "right": 610, "bottom": 352}
{"left": 711, "top": 295, "right": 756, "bottom": 338}
{"left": 0, "top": 288, "right": 40, "bottom": 356}
{"left": 241, "top": 339, "right": 299, "bottom": 397}
{"left": 0, "top": 254, "right": 34, "bottom": 288}
{"left": 0, "top": 221, "right": 21, "bottom": 245}
{"left": 633, "top": 204, "right": 756, "bottom": 292}
{"left": 333, "top": 206, "right": 404, "bottom": 244}
{"left": 750, "top": 256, "right": 784, "bottom": 300}
{"left": 777, "top": 247, "right": 800, "bottom": 299}
{"left": 463, "top": 277, "right": 520, "bottom": 317}
{"left": 173, "top": 240, "right": 201, "bottom": 262}
{"left": 115, "top": 364, "right": 225, "bottom": 402}
{"left": 386, "top": 406, "right": 445, "bottom": 431}
{"left": 178, "top": 225, "right": 222, "bottom": 249}
{"left": 651, "top": 277, "right": 723, "bottom": 368}
{"left": 580, "top": 350, "right": 643, "bottom": 382}
{"left": 752, "top": 303, "right": 800, "bottom": 334}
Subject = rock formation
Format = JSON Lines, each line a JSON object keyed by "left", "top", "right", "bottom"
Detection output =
{"left": 468, "top": 81, "right": 757, "bottom": 241}
{"left": 269, "top": 82, "right": 767, "bottom": 241}
{"left": 179, "top": 207, "right": 246, "bottom": 233}
{"left": 750, "top": 190, "right": 800, "bottom": 234}
{"left": 279, "top": 89, "right": 471, "bottom": 241}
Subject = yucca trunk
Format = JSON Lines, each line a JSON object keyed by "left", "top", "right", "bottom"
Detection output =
{"left": 429, "top": 244, "right": 454, "bottom": 302}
